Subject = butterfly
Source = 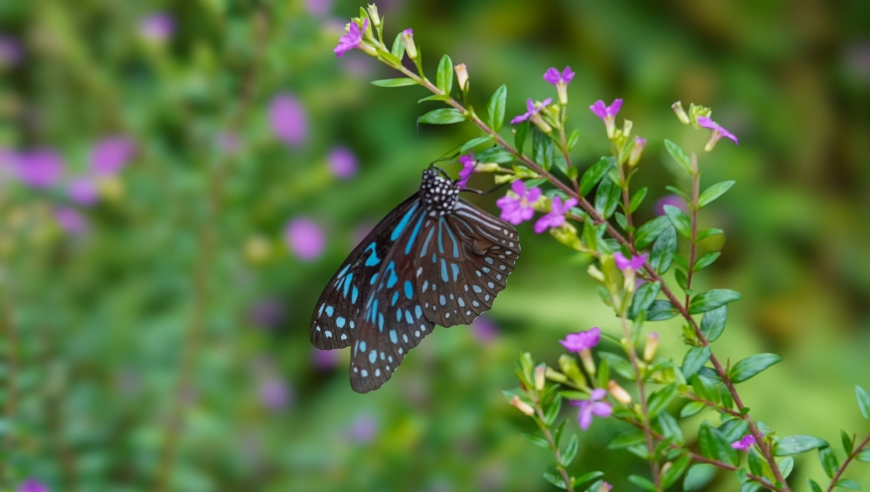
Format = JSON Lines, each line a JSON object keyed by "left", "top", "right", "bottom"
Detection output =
{"left": 310, "top": 164, "right": 521, "bottom": 393}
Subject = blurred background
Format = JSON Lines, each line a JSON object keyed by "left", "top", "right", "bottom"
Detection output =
{"left": 1, "top": 0, "right": 869, "bottom": 491}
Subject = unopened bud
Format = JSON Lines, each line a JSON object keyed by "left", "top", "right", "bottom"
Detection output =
{"left": 608, "top": 380, "right": 632, "bottom": 404}
{"left": 509, "top": 395, "right": 535, "bottom": 416}
{"left": 671, "top": 101, "right": 691, "bottom": 124}
{"left": 454, "top": 63, "right": 469, "bottom": 91}
{"left": 534, "top": 364, "right": 546, "bottom": 391}
{"left": 558, "top": 354, "right": 587, "bottom": 388}
{"left": 474, "top": 162, "right": 501, "bottom": 173}
{"left": 366, "top": 4, "right": 381, "bottom": 28}
{"left": 628, "top": 136, "right": 646, "bottom": 167}
{"left": 98, "top": 176, "right": 125, "bottom": 202}
{"left": 622, "top": 119, "right": 633, "bottom": 138}
{"left": 643, "top": 332, "right": 659, "bottom": 362}
{"left": 545, "top": 367, "right": 567, "bottom": 383}
{"left": 599, "top": 482, "right": 613, "bottom": 492}
{"left": 587, "top": 264, "right": 605, "bottom": 282}
{"left": 531, "top": 112, "right": 553, "bottom": 134}
{"left": 579, "top": 349, "right": 596, "bottom": 377}
{"left": 660, "top": 461, "right": 673, "bottom": 477}
{"left": 401, "top": 29, "right": 417, "bottom": 60}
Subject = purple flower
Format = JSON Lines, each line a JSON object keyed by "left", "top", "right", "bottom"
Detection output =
{"left": 67, "top": 177, "right": 100, "bottom": 206}
{"left": 614, "top": 252, "right": 648, "bottom": 272}
{"left": 258, "top": 376, "right": 291, "bottom": 411}
{"left": 91, "top": 136, "right": 135, "bottom": 176}
{"left": 306, "top": 0, "right": 332, "bottom": 16}
{"left": 653, "top": 194, "right": 688, "bottom": 217}
{"left": 54, "top": 207, "right": 87, "bottom": 235}
{"left": 471, "top": 315, "right": 498, "bottom": 343}
{"left": 17, "top": 478, "right": 49, "bottom": 492}
{"left": 334, "top": 18, "right": 368, "bottom": 58}
{"left": 510, "top": 98, "right": 552, "bottom": 125}
{"left": 0, "top": 35, "right": 24, "bottom": 68}
{"left": 349, "top": 414, "right": 378, "bottom": 443}
{"left": 534, "top": 196, "right": 577, "bottom": 234}
{"left": 697, "top": 116, "right": 738, "bottom": 150}
{"left": 327, "top": 146, "right": 358, "bottom": 179}
{"left": 456, "top": 151, "right": 475, "bottom": 189}
{"left": 570, "top": 389, "right": 612, "bottom": 430}
{"left": 543, "top": 66, "right": 575, "bottom": 86}
{"left": 140, "top": 13, "right": 175, "bottom": 42}
{"left": 732, "top": 434, "right": 755, "bottom": 450}
{"left": 312, "top": 349, "right": 339, "bottom": 371}
{"left": 269, "top": 94, "right": 308, "bottom": 147}
{"left": 495, "top": 180, "right": 542, "bottom": 225}
{"left": 589, "top": 99, "right": 623, "bottom": 138}
{"left": 15, "top": 149, "right": 64, "bottom": 189}
{"left": 285, "top": 217, "right": 326, "bottom": 261}
{"left": 249, "top": 298, "right": 285, "bottom": 328}
{"left": 559, "top": 327, "right": 601, "bottom": 353}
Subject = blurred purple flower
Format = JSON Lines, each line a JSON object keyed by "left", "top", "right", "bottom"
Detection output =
{"left": 697, "top": 115, "right": 738, "bottom": 148}
{"left": 0, "top": 35, "right": 23, "bottom": 68}
{"left": 312, "top": 348, "right": 339, "bottom": 371}
{"left": 570, "top": 389, "right": 612, "bottom": 430}
{"left": 306, "top": 0, "right": 332, "bottom": 16}
{"left": 334, "top": 18, "right": 368, "bottom": 58}
{"left": 614, "top": 252, "right": 647, "bottom": 272}
{"left": 560, "top": 327, "right": 600, "bottom": 353}
{"left": 471, "top": 315, "right": 498, "bottom": 343}
{"left": 15, "top": 149, "right": 64, "bottom": 189}
{"left": 589, "top": 99, "right": 622, "bottom": 121}
{"left": 217, "top": 132, "right": 241, "bottom": 154}
{"left": 341, "top": 55, "right": 373, "bottom": 77}
{"left": 349, "top": 414, "right": 378, "bottom": 443}
{"left": 543, "top": 66, "right": 575, "bottom": 86}
{"left": 285, "top": 217, "right": 326, "bottom": 261}
{"left": 268, "top": 94, "right": 308, "bottom": 147}
{"left": 510, "top": 98, "right": 552, "bottom": 125}
{"left": 54, "top": 207, "right": 87, "bottom": 235}
{"left": 496, "top": 180, "right": 541, "bottom": 225}
{"left": 258, "top": 376, "right": 291, "bottom": 411}
{"left": 91, "top": 136, "right": 135, "bottom": 176}
{"left": 327, "top": 146, "right": 358, "bottom": 179}
{"left": 67, "top": 178, "right": 100, "bottom": 206}
{"left": 17, "top": 478, "right": 49, "bottom": 492}
{"left": 249, "top": 298, "right": 285, "bottom": 328}
{"left": 456, "top": 151, "right": 475, "bottom": 189}
{"left": 732, "top": 434, "right": 755, "bottom": 450}
{"left": 653, "top": 194, "right": 688, "bottom": 216}
{"left": 140, "top": 13, "right": 175, "bottom": 42}
{"left": 534, "top": 196, "right": 577, "bottom": 234}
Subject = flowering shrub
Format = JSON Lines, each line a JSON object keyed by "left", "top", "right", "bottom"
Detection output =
{"left": 332, "top": 5, "right": 870, "bottom": 491}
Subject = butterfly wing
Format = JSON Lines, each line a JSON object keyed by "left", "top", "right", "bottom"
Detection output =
{"left": 414, "top": 198, "right": 520, "bottom": 327}
{"left": 310, "top": 194, "right": 421, "bottom": 350}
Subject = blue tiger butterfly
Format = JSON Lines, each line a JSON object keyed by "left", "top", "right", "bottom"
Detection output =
{"left": 310, "top": 164, "right": 521, "bottom": 392}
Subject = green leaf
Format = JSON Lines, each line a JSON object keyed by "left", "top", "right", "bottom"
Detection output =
{"left": 628, "top": 281, "right": 661, "bottom": 320}
{"left": 693, "top": 251, "right": 720, "bottom": 271}
{"left": 856, "top": 385, "right": 870, "bottom": 419}
{"left": 695, "top": 228, "right": 724, "bottom": 243}
{"left": 574, "top": 471, "right": 605, "bottom": 487}
{"left": 594, "top": 176, "right": 620, "bottom": 218}
{"left": 514, "top": 121, "right": 530, "bottom": 156}
{"left": 390, "top": 32, "right": 405, "bottom": 60}
{"left": 656, "top": 411, "right": 684, "bottom": 445}
{"left": 683, "top": 464, "right": 718, "bottom": 491}
{"left": 436, "top": 54, "right": 453, "bottom": 95}
{"left": 418, "top": 108, "right": 466, "bottom": 124}
{"left": 780, "top": 456, "right": 795, "bottom": 478}
{"left": 630, "top": 187, "right": 648, "bottom": 213}
{"left": 665, "top": 185, "right": 691, "bottom": 202}
{"left": 836, "top": 479, "right": 862, "bottom": 490}
{"left": 614, "top": 211, "right": 628, "bottom": 229}
{"left": 841, "top": 429, "right": 853, "bottom": 455}
{"left": 371, "top": 78, "right": 418, "bottom": 87}
{"left": 647, "top": 300, "right": 678, "bottom": 321}
{"left": 544, "top": 394, "right": 562, "bottom": 426}
{"left": 553, "top": 420, "right": 567, "bottom": 447}
{"left": 661, "top": 454, "right": 692, "bottom": 489}
{"left": 699, "top": 421, "right": 739, "bottom": 466}
{"left": 748, "top": 448, "right": 764, "bottom": 477}
{"left": 579, "top": 157, "right": 614, "bottom": 196}
{"left": 608, "top": 431, "right": 646, "bottom": 450}
{"left": 418, "top": 94, "right": 448, "bottom": 103}
{"left": 650, "top": 226, "right": 677, "bottom": 274}
{"left": 664, "top": 139, "right": 693, "bottom": 175}
{"left": 680, "top": 401, "right": 705, "bottom": 418}
{"left": 718, "top": 419, "right": 749, "bottom": 443}
{"left": 808, "top": 479, "right": 824, "bottom": 492}
{"left": 682, "top": 346, "right": 712, "bottom": 379}
{"left": 689, "top": 289, "right": 742, "bottom": 314}
{"left": 700, "top": 306, "right": 727, "bottom": 342}
{"left": 599, "top": 352, "right": 635, "bottom": 380}
{"left": 475, "top": 147, "right": 514, "bottom": 164}
{"left": 543, "top": 472, "right": 567, "bottom": 490}
{"left": 698, "top": 180, "right": 736, "bottom": 207}
{"left": 561, "top": 434, "right": 579, "bottom": 466}
{"left": 663, "top": 205, "right": 692, "bottom": 238}
{"left": 635, "top": 215, "right": 671, "bottom": 250}
{"left": 532, "top": 127, "right": 555, "bottom": 171}
{"left": 566, "top": 129, "right": 581, "bottom": 151}
{"left": 487, "top": 84, "right": 507, "bottom": 133}
{"left": 741, "top": 482, "right": 763, "bottom": 492}
{"left": 627, "top": 475, "right": 657, "bottom": 492}
{"left": 774, "top": 435, "right": 829, "bottom": 456}
{"left": 646, "top": 383, "right": 677, "bottom": 419}
{"left": 675, "top": 269, "right": 689, "bottom": 292}
{"left": 583, "top": 480, "right": 604, "bottom": 492}
{"left": 729, "top": 353, "right": 782, "bottom": 383}
{"left": 459, "top": 136, "right": 493, "bottom": 153}
{"left": 857, "top": 448, "right": 870, "bottom": 463}
{"left": 820, "top": 445, "right": 839, "bottom": 478}
{"left": 522, "top": 432, "right": 550, "bottom": 449}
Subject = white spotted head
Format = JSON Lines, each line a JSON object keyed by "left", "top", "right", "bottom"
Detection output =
{"left": 420, "top": 167, "right": 460, "bottom": 217}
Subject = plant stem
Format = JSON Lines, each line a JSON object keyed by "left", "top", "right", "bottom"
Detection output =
{"left": 684, "top": 166, "right": 700, "bottom": 306}
{"left": 825, "top": 433, "right": 870, "bottom": 492}
{"left": 532, "top": 399, "right": 575, "bottom": 492}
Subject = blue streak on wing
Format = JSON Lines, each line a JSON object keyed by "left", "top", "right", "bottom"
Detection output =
{"left": 390, "top": 202, "right": 420, "bottom": 241}
{"left": 404, "top": 215, "right": 426, "bottom": 255}
{"left": 364, "top": 242, "right": 380, "bottom": 267}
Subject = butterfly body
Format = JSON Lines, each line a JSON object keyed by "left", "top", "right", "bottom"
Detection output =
{"left": 311, "top": 167, "right": 520, "bottom": 392}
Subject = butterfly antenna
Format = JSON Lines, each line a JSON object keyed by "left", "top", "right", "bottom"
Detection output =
{"left": 461, "top": 181, "right": 509, "bottom": 196}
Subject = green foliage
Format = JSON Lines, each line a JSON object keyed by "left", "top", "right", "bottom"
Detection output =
{"left": 729, "top": 353, "right": 782, "bottom": 383}
{"left": 487, "top": 84, "right": 508, "bottom": 133}
{"left": 579, "top": 157, "right": 614, "bottom": 196}
{"left": 775, "top": 435, "right": 829, "bottom": 456}
{"left": 418, "top": 108, "right": 466, "bottom": 124}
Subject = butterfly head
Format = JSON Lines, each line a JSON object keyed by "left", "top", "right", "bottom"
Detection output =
{"left": 420, "top": 167, "right": 460, "bottom": 217}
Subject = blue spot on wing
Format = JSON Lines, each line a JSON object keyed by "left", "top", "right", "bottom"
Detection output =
{"left": 404, "top": 280, "right": 413, "bottom": 299}
{"left": 364, "top": 243, "right": 380, "bottom": 267}
{"left": 391, "top": 202, "right": 420, "bottom": 241}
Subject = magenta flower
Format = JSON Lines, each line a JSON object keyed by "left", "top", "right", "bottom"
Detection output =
{"left": 543, "top": 66, "right": 575, "bottom": 86}
{"left": 589, "top": 99, "right": 622, "bottom": 137}
{"left": 560, "top": 327, "right": 601, "bottom": 353}
{"left": 285, "top": 217, "right": 326, "bottom": 261}
{"left": 327, "top": 145, "right": 358, "bottom": 179}
{"left": 312, "top": 349, "right": 339, "bottom": 371}
{"left": 269, "top": 94, "right": 308, "bottom": 147}
{"left": 510, "top": 98, "right": 552, "bottom": 125}
{"left": 306, "top": 0, "right": 332, "bottom": 16}
{"left": 258, "top": 375, "right": 291, "bottom": 411}
{"left": 570, "top": 389, "right": 613, "bottom": 430}
{"left": 54, "top": 207, "right": 87, "bottom": 235}
{"left": 495, "top": 180, "right": 542, "bottom": 225}
{"left": 653, "top": 194, "right": 688, "bottom": 217}
{"left": 349, "top": 414, "right": 378, "bottom": 443}
{"left": 471, "top": 315, "right": 498, "bottom": 343}
{"left": 67, "top": 178, "right": 100, "bottom": 206}
{"left": 534, "top": 196, "right": 577, "bottom": 234}
{"left": 0, "top": 35, "right": 24, "bottom": 68}
{"left": 248, "top": 298, "right": 285, "bottom": 328}
{"left": 614, "top": 252, "right": 648, "bottom": 272}
{"left": 334, "top": 18, "right": 368, "bottom": 58}
{"left": 15, "top": 149, "right": 64, "bottom": 189}
{"left": 456, "top": 151, "right": 475, "bottom": 189}
{"left": 697, "top": 115, "right": 738, "bottom": 150}
{"left": 91, "top": 136, "right": 135, "bottom": 176}
{"left": 732, "top": 434, "right": 755, "bottom": 450}
{"left": 17, "top": 478, "right": 50, "bottom": 492}
{"left": 139, "top": 13, "right": 175, "bottom": 42}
